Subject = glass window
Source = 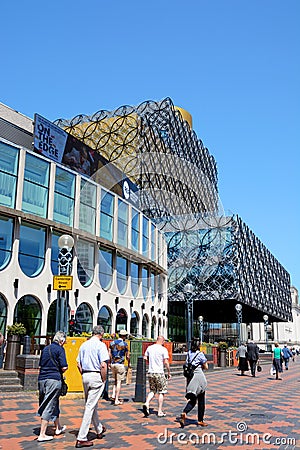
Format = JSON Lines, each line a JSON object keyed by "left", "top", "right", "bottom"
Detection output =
{"left": 99, "top": 247, "right": 113, "bottom": 290}
{"left": 151, "top": 272, "right": 156, "bottom": 301}
{"left": 142, "top": 314, "right": 149, "bottom": 337}
{"left": 116, "top": 255, "right": 127, "bottom": 295}
{"left": 97, "top": 306, "right": 112, "bottom": 334}
{"left": 19, "top": 221, "right": 46, "bottom": 277}
{"left": 51, "top": 232, "right": 60, "bottom": 275}
{"left": 142, "top": 216, "right": 149, "bottom": 256}
{"left": 0, "top": 215, "right": 13, "bottom": 270}
{"left": 100, "top": 190, "right": 114, "bottom": 241}
{"left": 0, "top": 141, "right": 19, "bottom": 208}
{"left": 79, "top": 179, "right": 96, "bottom": 234}
{"left": 53, "top": 167, "right": 75, "bottom": 226}
{"left": 151, "top": 223, "right": 156, "bottom": 261}
{"left": 131, "top": 208, "right": 139, "bottom": 252}
{"left": 131, "top": 262, "right": 139, "bottom": 298}
{"left": 22, "top": 153, "right": 49, "bottom": 218}
{"left": 14, "top": 295, "right": 41, "bottom": 336}
{"left": 77, "top": 239, "right": 94, "bottom": 287}
{"left": 130, "top": 311, "right": 139, "bottom": 336}
{"left": 117, "top": 199, "right": 128, "bottom": 247}
{"left": 142, "top": 266, "right": 149, "bottom": 299}
{"left": 0, "top": 294, "right": 7, "bottom": 335}
{"left": 75, "top": 303, "right": 93, "bottom": 334}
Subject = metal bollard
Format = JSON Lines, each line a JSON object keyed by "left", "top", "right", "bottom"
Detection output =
{"left": 23, "top": 335, "right": 31, "bottom": 355}
{"left": 134, "top": 356, "right": 146, "bottom": 403}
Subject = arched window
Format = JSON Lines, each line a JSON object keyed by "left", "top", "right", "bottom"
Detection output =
{"left": 131, "top": 262, "right": 139, "bottom": 298}
{"left": 0, "top": 215, "right": 13, "bottom": 271}
{"left": 158, "top": 318, "right": 162, "bottom": 336}
{"left": 99, "top": 247, "right": 113, "bottom": 290}
{"left": 151, "top": 316, "right": 157, "bottom": 339}
{"left": 47, "top": 300, "right": 57, "bottom": 335}
{"left": 14, "top": 295, "right": 42, "bottom": 336}
{"left": 97, "top": 306, "right": 112, "bottom": 334}
{"left": 77, "top": 239, "right": 94, "bottom": 287}
{"left": 116, "top": 308, "right": 127, "bottom": 334}
{"left": 116, "top": 255, "right": 127, "bottom": 295}
{"left": 19, "top": 221, "right": 46, "bottom": 277}
{"left": 75, "top": 303, "right": 93, "bottom": 334}
{"left": 130, "top": 311, "right": 139, "bottom": 336}
{"left": 0, "top": 294, "right": 8, "bottom": 334}
{"left": 142, "top": 314, "right": 149, "bottom": 338}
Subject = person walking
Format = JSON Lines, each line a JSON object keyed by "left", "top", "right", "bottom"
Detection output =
{"left": 76, "top": 325, "right": 109, "bottom": 448}
{"left": 273, "top": 342, "right": 283, "bottom": 380}
{"left": 109, "top": 329, "right": 131, "bottom": 406}
{"left": 37, "top": 331, "right": 68, "bottom": 442}
{"left": 179, "top": 339, "right": 208, "bottom": 428}
{"left": 236, "top": 342, "right": 249, "bottom": 376}
{"left": 282, "top": 344, "right": 293, "bottom": 370}
{"left": 246, "top": 340, "right": 260, "bottom": 377}
{"left": 143, "top": 335, "right": 171, "bottom": 418}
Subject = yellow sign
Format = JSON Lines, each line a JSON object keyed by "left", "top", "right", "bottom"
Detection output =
{"left": 53, "top": 276, "right": 73, "bottom": 291}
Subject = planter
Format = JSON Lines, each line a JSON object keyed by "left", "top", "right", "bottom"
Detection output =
{"left": 4, "top": 335, "right": 21, "bottom": 370}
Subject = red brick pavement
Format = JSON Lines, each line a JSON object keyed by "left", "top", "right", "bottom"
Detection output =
{"left": 0, "top": 358, "right": 299, "bottom": 449}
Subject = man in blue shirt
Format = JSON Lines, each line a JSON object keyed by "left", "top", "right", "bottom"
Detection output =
{"left": 109, "top": 329, "right": 131, "bottom": 406}
{"left": 282, "top": 344, "right": 293, "bottom": 370}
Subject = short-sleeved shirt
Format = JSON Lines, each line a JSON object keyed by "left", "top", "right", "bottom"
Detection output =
{"left": 145, "top": 343, "right": 169, "bottom": 373}
{"left": 38, "top": 342, "right": 68, "bottom": 381}
{"left": 110, "top": 339, "right": 128, "bottom": 364}
{"left": 77, "top": 336, "right": 109, "bottom": 371}
{"left": 273, "top": 347, "right": 282, "bottom": 359}
{"left": 186, "top": 350, "right": 207, "bottom": 367}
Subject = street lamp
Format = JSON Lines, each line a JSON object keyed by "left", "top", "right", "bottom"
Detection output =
{"left": 55, "top": 234, "right": 74, "bottom": 333}
{"left": 198, "top": 316, "right": 204, "bottom": 345}
{"left": 263, "top": 314, "right": 269, "bottom": 352}
{"left": 184, "top": 283, "right": 194, "bottom": 349}
{"left": 235, "top": 303, "right": 243, "bottom": 346}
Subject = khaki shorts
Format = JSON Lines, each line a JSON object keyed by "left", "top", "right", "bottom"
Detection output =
{"left": 111, "top": 363, "right": 126, "bottom": 382}
{"left": 148, "top": 373, "right": 168, "bottom": 394}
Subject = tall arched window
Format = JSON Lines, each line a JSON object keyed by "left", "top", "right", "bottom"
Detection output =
{"left": 142, "top": 314, "right": 149, "bottom": 338}
{"left": 19, "top": 221, "right": 46, "bottom": 277}
{"left": 75, "top": 303, "right": 93, "bottom": 334}
{"left": 0, "top": 215, "right": 13, "bottom": 271}
{"left": 130, "top": 311, "right": 139, "bottom": 336}
{"left": 99, "top": 247, "right": 113, "bottom": 290}
{"left": 14, "top": 295, "right": 42, "bottom": 336}
{"left": 116, "top": 308, "right": 127, "bottom": 334}
{"left": 97, "top": 306, "right": 112, "bottom": 334}
{"left": 0, "top": 294, "right": 8, "bottom": 335}
{"left": 116, "top": 255, "right": 127, "bottom": 295}
{"left": 151, "top": 316, "right": 157, "bottom": 339}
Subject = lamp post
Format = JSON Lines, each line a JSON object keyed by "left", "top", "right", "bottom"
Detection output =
{"left": 263, "top": 314, "right": 269, "bottom": 352}
{"left": 184, "top": 283, "right": 194, "bottom": 350}
{"left": 235, "top": 303, "right": 242, "bottom": 346}
{"left": 198, "top": 315, "right": 204, "bottom": 345}
{"left": 55, "top": 234, "right": 74, "bottom": 333}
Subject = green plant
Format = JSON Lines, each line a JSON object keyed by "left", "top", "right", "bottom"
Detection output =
{"left": 7, "top": 323, "right": 26, "bottom": 336}
{"left": 218, "top": 341, "right": 229, "bottom": 350}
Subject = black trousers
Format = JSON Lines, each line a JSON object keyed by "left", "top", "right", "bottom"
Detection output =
{"left": 183, "top": 391, "right": 205, "bottom": 422}
{"left": 248, "top": 359, "right": 257, "bottom": 376}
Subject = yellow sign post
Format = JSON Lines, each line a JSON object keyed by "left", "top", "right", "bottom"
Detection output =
{"left": 53, "top": 275, "right": 73, "bottom": 291}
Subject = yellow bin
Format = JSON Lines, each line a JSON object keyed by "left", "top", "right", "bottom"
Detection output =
{"left": 64, "top": 336, "right": 88, "bottom": 392}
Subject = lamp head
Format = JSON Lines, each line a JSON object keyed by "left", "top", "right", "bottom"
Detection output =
{"left": 184, "top": 283, "right": 194, "bottom": 294}
{"left": 235, "top": 303, "right": 242, "bottom": 312}
{"left": 58, "top": 234, "right": 74, "bottom": 250}
{"left": 263, "top": 314, "right": 269, "bottom": 322}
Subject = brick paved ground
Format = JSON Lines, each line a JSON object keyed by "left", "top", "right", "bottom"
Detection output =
{"left": 0, "top": 358, "right": 299, "bottom": 450}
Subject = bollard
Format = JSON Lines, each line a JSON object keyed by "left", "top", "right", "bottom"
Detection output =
{"left": 134, "top": 356, "right": 146, "bottom": 403}
{"left": 23, "top": 335, "right": 31, "bottom": 355}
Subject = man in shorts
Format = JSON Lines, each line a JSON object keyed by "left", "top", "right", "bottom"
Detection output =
{"left": 109, "top": 329, "right": 131, "bottom": 406}
{"left": 143, "top": 335, "right": 171, "bottom": 417}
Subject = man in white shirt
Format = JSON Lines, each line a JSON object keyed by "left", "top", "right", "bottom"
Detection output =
{"left": 143, "top": 335, "right": 171, "bottom": 418}
{"left": 76, "top": 325, "right": 109, "bottom": 448}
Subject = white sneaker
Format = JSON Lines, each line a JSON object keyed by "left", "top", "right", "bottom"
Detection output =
{"left": 55, "top": 425, "right": 66, "bottom": 435}
{"left": 37, "top": 435, "right": 54, "bottom": 442}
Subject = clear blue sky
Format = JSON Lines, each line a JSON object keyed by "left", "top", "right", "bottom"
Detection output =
{"left": 1, "top": 1, "right": 299, "bottom": 288}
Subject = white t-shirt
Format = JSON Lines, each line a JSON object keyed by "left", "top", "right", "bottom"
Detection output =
{"left": 145, "top": 343, "right": 169, "bottom": 373}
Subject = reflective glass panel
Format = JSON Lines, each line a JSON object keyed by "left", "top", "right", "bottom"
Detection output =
{"left": 51, "top": 232, "right": 60, "bottom": 275}
{"left": 14, "top": 295, "right": 41, "bottom": 336}
{"left": 142, "top": 266, "right": 149, "bottom": 299}
{"left": 142, "top": 217, "right": 149, "bottom": 256}
{"left": 131, "top": 262, "right": 139, "bottom": 298}
{"left": 77, "top": 239, "right": 94, "bottom": 287}
{"left": 53, "top": 167, "right": 75, "bottom": 226}
{"left": 116, "top": 255, "right": 127, "bottom": 294}
{"left": 131, "top": 208, "right": 139, "bottom": 252}
{"left": 151, "top": 223, "right": 155, "bottom": 261}
{"left": 99, "top": 247, "right": 113, "bottom": 290}
{"left": 0, "top": 142, "right": 19, "bottom": 208}
{"left": 79, "top": 179, "right": 96, "bottom": 234}
{"left": 75, "top": 303, "right": 93, "bottom": 334}
{"left": 22, "top": 153, "right": 49, "bottom": 217}
{"left": 100, "top": 190, "right": 114, "bottom": 241}
{"left": 19, "top": 221, "right": 46, "bottom": 277}
{"left": 0, "top": 215, "right": 13, "bottom": 270}
{"left": 117, "top": 200, "right": 128, "bottom": 247}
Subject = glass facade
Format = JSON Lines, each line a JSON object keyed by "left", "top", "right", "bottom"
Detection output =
{"left": 0, "top": 141, "right": 19, "bottom": 208}
{"left": 99, "top": 247, "right": 113, "bottom": 290}
{"left": 75, "top": 302, "right": 93, "bottom": 333}
{"left": 0, "top": 215, "right": 13, "bottom": 270}
{"left": 77, "top": 239, "right": 94, "bottom": 287}
{"left": 22, "top": 153, "right": 49, "bottom": 218}
{"left": 151, "top": 223, "right": 155, "bottom": 261}
{"left": 131, "top": 208, "right": 139, "bottom": 252}
{"left": 19, "top": 221, "right": 46, "bottom": 277}
{"left": 131, "top": 262, "right": 139, "bottom": 298}
{"left": 142, "top": 266, "right": 149, "bottom": 299}
{"left": 79, "top": 179, "right": 96, "bottom": 234}
{"left": 117, "top": 199, "right": 128, "bottom": 247}
{"left": 116, "top": 254, "right": 127, "bottom": 294}
{"left": 142, "top": 216, "right": 149, "bottom": 256}
{"left": 51, "top": 232, "right": 60, "bottom": 275}
{"left": 53, "top": 167, "right": 75, "bottom": 226}
{"left": 100, "top": 190, "right": 114, "bottom": 241}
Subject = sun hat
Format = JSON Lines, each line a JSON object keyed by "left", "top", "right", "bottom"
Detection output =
{"left": 119, "top": 329, "right": 128, "bottom": 336}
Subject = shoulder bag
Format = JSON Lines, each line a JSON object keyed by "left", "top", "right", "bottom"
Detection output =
{"left": 183, "top": 351, "right": 202, "bottom": 379}
{"left": 49, "top": 346, "right": 68, "bottom": 396}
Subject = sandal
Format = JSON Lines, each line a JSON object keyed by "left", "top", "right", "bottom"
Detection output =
{"left": 158, "top": 412, "right": 166, "bottom": 417}
{"left": 114, "top": 400, "right": 123, "bottom": 405}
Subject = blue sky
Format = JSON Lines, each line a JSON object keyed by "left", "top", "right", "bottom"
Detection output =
{"left": 1, "top": 1, "right": 299, "bottom": 288}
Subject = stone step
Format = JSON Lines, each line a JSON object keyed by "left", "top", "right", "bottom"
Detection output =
{"left": 0, "top": 370, "right": 19, "bottom": 378}
{"left": 0, "top": 384, "right": 23, "bottom": 392}
{"left": 0, "top": 376, "right": 22, "bottom": 385}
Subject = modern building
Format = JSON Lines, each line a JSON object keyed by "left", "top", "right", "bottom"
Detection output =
{"left": 0, "top": 102, "right": 168, "bottom": 339}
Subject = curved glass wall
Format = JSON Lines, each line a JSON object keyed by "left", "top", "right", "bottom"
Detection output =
{"left": 75, "top": 303, "right": 93, "bottom": 333}
{"left": 97, "top": 306, "right": 112, "bottom": 333}
{"left": 22, "top": 153, "right": 49, "bottom": 218}
{"left": 79, "top": 179, "right": 96, "bottom": 234}
{"left": 142, "top": 216, "right": 149, "bottom": 256}
{"left": 14, "top": 295, "right": 42, "bottom": 336}
{"left": 117, "top": 199, "right": 128, "bottom": 247}
{"left": 116, "top": 254, "right": 127, "bottom": 295}
{"left": 100, "top": 190, "right": 114, "bottom": 241}
{"left": 77, "top": 239, "right": 94, "bottom": 287}
{"left": 131, "top": 262, "right": 139, "bottom": 298}
{"left": 0, "top": 215, "right": 13, "bottom": 271}
{"left": 0, "top": 294, "right": 7, "bottom": 334}
{"left": 53, "top": 167, "right": 75, "bottom": 226}
{"left": 0, "top": 141, "right": 19, "bottom": 208}
{"left": 142, "top": 266, "right": 149, "bottom": 299}
{"left": 19, "top": 221, "right": 46, "bottom": 277}
{"left": 99, "top": 247, "right": 113, "bottom": 290}
{"left": 131, "top": 208, "right": 139, "bottom": 252}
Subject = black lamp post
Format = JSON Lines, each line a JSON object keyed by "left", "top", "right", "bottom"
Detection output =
{"left": 235, "top": 303, "right": 242, "bottom": 346}
{"left": 184, "top": 283, "right": 194, "bottom": 349}
{"left": 198, "top": 315, "right": 204, "bottom": 345}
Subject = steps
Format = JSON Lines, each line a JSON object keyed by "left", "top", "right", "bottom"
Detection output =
{"left": 0, "top": 369, "right": 23, "bottom": 392}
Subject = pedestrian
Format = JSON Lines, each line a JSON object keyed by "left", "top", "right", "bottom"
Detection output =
{"left": 273, "top": 342, "right": 283, "bottom": 380}
{"left": 76, "top": 325, "right": 109, "bottom": 448}
{"left": 179, "top": 339, "right": 208, "bottom": 428}
{"left": 109, "top": 329, "right": 131, "bottom": 406}
{"left": 246, "top": 340, "right": 260, "bottom": 377}
{"left": 291, "top": 347, "right": 296, "bottom": 362}
{"left": 143, "top": 335, "right": 171, "bottom": 418}
{"left": 37, "top": 331, "right": 68, "bottom": 442}
{"left": 236, "top": 342, "right": 249, "bottom": 376}
{"left": 282, "top": 344, "right": 293, "bottom": 370}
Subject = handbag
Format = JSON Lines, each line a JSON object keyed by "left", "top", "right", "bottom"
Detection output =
{"left": 49, "top": 346, "right": 68, "bottom": 396}
{"left": 257, "top": 364, "right": 262, "bottom": 372}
